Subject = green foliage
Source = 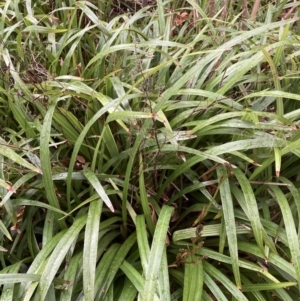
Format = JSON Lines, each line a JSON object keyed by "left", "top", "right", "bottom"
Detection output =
{"left": 1, "top": 0, "right": 300, "bottom": 300}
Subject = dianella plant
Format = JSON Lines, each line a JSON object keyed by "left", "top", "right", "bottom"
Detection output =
{"left": 1, "top": 0, "right": 300, "bottom": 300}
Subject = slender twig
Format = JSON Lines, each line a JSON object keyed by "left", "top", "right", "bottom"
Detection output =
{"left": 221, "top": 0, "right": 229, "bottom": 20}
{"left": 209, "top": 0, "right": 215, "bottom": 18}
{"left": 251, "top": 0, "right": 261, "bottom": 20}
{"left": 242, "top": 0, "right": 249, "bottom": 19}
{"left": 281, "top": 0, "right": 299, "bottom": 20}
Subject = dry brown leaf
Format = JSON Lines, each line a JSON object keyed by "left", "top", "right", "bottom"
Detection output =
{"left": 174, "top": 12, "right": 189, "bottom": 26}
{"left": 76, "top": 155, "right": 86, "bottom": 164}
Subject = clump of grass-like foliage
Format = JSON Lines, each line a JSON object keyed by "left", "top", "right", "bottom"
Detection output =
{"left": 1, "top": 0, "right": 300, "bottom": 300}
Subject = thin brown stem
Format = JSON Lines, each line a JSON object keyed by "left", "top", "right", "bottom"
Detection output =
{"left": 241, "top": 0, "right": 249, "bottom": 19}
{"left": 209, "top": 0, "right": 215, "bottom": 18}
{"left": 281, "top": 0, "right": 298, "bottom": 20}
{"left": 221, "top": 0, "right": 229, "bottom": 20}
{"left": 251, "top": 0, "right": 261, "bottom": 20}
